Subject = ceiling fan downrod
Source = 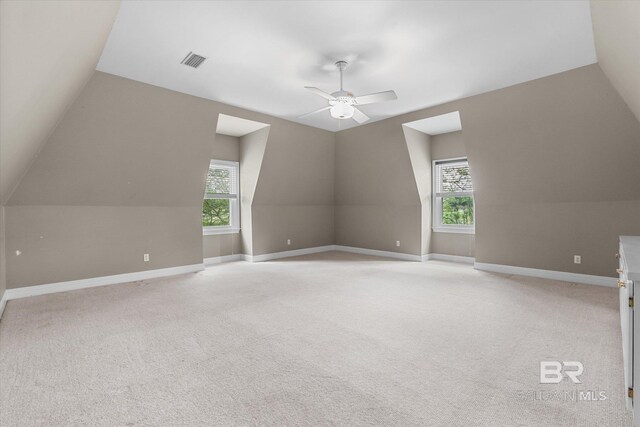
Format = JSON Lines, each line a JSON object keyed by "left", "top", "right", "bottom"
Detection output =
{"left": 336, "top": 60, "right": 347, "bottom": 91}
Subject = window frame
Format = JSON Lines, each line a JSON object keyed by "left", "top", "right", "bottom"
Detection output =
{"left": 202, "top": 159, "right": 240, "bottom": 236}
{"left": 432, "top": 157, "right": 475, "bottom": 235}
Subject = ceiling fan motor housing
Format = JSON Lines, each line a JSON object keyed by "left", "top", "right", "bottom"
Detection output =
{"left": 330, "top": 91, "right": 356, "bottom": 105}
{"left": 300, "top": 59, "right": 397, "bottom": 123}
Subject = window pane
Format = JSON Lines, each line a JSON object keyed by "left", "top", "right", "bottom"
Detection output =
{"left": 202, "top": 199, "right": 230, "bottom": 226}
{"left": 205, "top": 165, "right": 237, "bottom": 196}
{"left": 442, "top": 196, "right": 474, "bottom": 225}
{"left": 439, "top": 162, "right": 473, "bottom": 193}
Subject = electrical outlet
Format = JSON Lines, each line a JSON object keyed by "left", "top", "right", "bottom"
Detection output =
{"left": 396, "top": 241, "right": 401, "bottom": 247}
{"left": 144, "top": 253, "right": 150, "bottom": 262}
{"left": 574, "top": 255, "right": 581, "bottom": 264}
{"left": 287, "top": 239, "right": 291, "bottom": 245}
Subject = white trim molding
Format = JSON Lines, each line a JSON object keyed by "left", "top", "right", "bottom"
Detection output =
{"left": 474, "top": 262, "right": 617, "bottom": 288}
{"left": 245, "top": 246, "right": 336, "bottom": 262}
{"left": 432, "top": 227, "right": 475, "bottom": 235}
{"left": 425, "top": 253, "right": 475, "bottom": 264}
{"left": 0, "top": 247, "right": 615, "bottom": 322}
{"left": 242, "top": 246, "right": 471, "bottom": 264}
{"left": 202, "top": 227, "right": 240, "bottom": 236}
{"left": 204, "top": 254, "right": 243, "bottom": 266}
{"left": 334, "top": 245, "right": 423, "bottom": 262}
{"left": 242, "top": 245, "right": 429, "bottom": 263}
{"left": 2, "top": 263, "right": 205, "bottom": 303}
{"left": 0, "top": 246, "right": 429, "bottom": 316}
{"left": 0, "top": 293, "right": 7, "bottom": 320}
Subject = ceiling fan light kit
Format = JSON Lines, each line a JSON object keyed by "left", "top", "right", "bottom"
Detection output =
{"left": 300, "top": 60, "right": 398, "bottom": 124}
{"left": 330, "top": 102, "right": 354, "bottom": 119}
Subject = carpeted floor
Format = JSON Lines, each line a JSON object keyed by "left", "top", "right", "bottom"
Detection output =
{"left": 0, "top": 251, "right": 631, "bottom": 426}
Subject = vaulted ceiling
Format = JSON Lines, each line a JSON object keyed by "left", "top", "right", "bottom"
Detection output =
{"left": 3, "top": 1, "right": 638, "bottom": 209}
{"left": 0, "top": 0, "right": 121, "bottom": 203}
{"left": 96, "top": 1, "right": 597, "bottom": 132}
{"left": 590, "top": 0, "right": 640, "bottom": 123}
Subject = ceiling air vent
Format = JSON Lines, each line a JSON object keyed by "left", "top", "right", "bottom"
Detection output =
{"left": 181, "top": 51, "right": 207, "bottom": 68}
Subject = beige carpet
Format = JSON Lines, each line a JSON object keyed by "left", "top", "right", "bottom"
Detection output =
{"left": 0, "top": 251, "right": 631, "bottom": 426}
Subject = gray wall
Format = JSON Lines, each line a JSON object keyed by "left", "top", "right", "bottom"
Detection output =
{"left": 203, "top": 234, "right": 241, "bottom": 259}
{"left": 336, "top": 64, "right": 640, "bottom": 277}
{"left": 251, "top": 124, "right": 335, "bottom": 254}
{"left": 463, "top": 65, "right": 640, "bottom": 276}
{"left": 430, "top": 131, "right": 465, "bottom": 161}
{"left": 5, "top": 63, "right": 639, "bottom": 288}
{"left": 5, "top": 72, "right": 334, "bottom": 288}
{"left": 335, "top": 120, "right": 422, "bottom": 255}
{"left": 431, "top": 234, "right": 475, "bottom": 259}
{"left": 429, "top": 131, "right": 475, "bottom": 258}
{"left": 6, "top": 206, "right": 200, "bottom": 287}
{"left": 0, "top": 2, "right": 120, "bottom": 298}
{"left": 211, "top": 134, "right": 240, "bottom": 162}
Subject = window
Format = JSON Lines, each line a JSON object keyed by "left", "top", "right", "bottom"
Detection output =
{"left": 203, "top": 160, "right": 239, "bottom": 235}
{"left": 433, "top": 158, "right": 474, "bottom": 234}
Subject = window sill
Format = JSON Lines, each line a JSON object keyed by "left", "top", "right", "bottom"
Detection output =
{"left": 203, "top": 228, "right": 240, "bottom": 236}
{"left": 433, "top": 227, "right": 475, "bottom": 235}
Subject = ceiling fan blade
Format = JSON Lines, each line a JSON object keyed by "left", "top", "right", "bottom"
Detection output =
{"left": 352, "top": 107, "right": 370, "bottom": 124}
{"left": 354, "top": 90, "right": 397, "bottom": 105}
{"left": 298, "top": 106, "right": 331, "bottom": 119}
{"left": 304, "top": 86, "right": 336, "bottom": 101}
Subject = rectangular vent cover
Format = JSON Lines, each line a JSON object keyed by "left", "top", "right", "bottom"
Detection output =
{"left": 181, "top": 52, "right": 207, "bottom": 68}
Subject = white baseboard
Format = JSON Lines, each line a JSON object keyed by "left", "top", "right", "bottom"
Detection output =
{"left": 2, "top": 263, "right": 205, "bottom": 303}
{"left": 1, "top": 247, "right": 616, "bottom": 321}
{"left": 204, "top": 254, "right": 242, "bottom": 266}
{"left": 245, "top": 245, "right": 337, "bottom": 262}
{"left": 0, "top": 293, "right": 7, "bottom": 320}
{"left": 474, "top": 262, "right": 617, "bottom": 288}
{"left": 0, "top": 245, "right": 424, "bottom": 314}
{"left": 243, "top": 245, "right": 429, "bottom": 263}
{"left": 334, "top": 245, "right": 423, "bottom": 262}
{"left": 424, "top": 253, "right": 475, "bottom": 264}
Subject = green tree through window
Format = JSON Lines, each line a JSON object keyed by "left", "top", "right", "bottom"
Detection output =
{"left": 442, "top": 196, "right": 474, "bottom": 225}
{"left": 202, "top": 199, "right": 230, "bottom": 226}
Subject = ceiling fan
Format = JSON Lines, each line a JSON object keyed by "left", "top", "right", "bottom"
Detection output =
{"left": 299, "top": 61, "right": 397, "bottom": 124}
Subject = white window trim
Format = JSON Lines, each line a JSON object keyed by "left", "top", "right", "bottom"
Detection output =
{"left": 203, "top": 225, "right": 240, "bottom": 236}
{"left": 203, "top": 159, "right": 240, "bottom": 236}
{"left": 432, "top": 226, "right": 475, "bottom": 234}
{"left": 432, "top": 156, "right": 475, "bottom": 234}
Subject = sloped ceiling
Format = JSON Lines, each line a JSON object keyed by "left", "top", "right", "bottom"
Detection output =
{"left": 0, "top": 0, "right": 121, "bottom": 204}
{"left": 590, "top": 1, "right": 640, "bottom": 123}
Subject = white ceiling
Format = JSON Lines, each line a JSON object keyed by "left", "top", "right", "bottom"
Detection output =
{"left": 97, "top": 1, "right": 596, "bottom": 132}
{"left": 216, "top": 114, "right": 269, "bottom": 137}
{"left": 404, "top": 112, "right": 462, "bottom": 136}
